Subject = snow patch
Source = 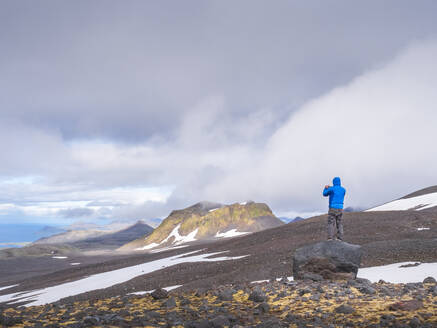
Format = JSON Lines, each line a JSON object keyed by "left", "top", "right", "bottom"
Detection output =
{"left": 70, "top": 263, "right": 81, "bottom": 266}
{"left": 161, "top": 224, "right": 198, "bottom": 245}
{"left": 417, "top": 227, "right": 430, "bottom": 231}
{"left": 367, "top": 192, "right": 437, "bottom": 211}
{"left": 149, "top": 245, "right": 189, "bottom": 253}
{"left": 251, "top": 277, "right": 293, "bottom": 284}
{"left": 358, "top": 261, "right": 437, "bottom": 283}
{"left": 136, "top": 242, "right": 160, "bottom": 251}
{"left": 0, "top": 284, "right": 18, "bottom": 291}
{"left": 52, "top": 256, "right": 68, "bottom": 259}
{"left": 239, "top": 202, "right": 247, "bottom": 205}
{"left": 136, "top": 225, "right": 198, "bottom": 251}
{"left": 0, "top": 251, "right": 248, "bottom": 306}
{"left": 129, "top": 285, "right": 183, "bottom": 296}
{"left": 208, "top": 208, "right": 220, "bottom": 213}
{"left": 215, "top": 229, "right": 251, "bottom": 238}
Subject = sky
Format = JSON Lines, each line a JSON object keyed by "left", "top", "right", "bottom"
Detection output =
{"left": 1, "top": 0, "right": 437, "bottom": 226}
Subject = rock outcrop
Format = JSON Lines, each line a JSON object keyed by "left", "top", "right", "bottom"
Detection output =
{"left": 293, "top": 240, "right": 362, "bottom": 280}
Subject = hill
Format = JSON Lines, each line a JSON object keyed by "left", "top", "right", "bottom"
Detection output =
{"left": 119, "top": 201, "right": 284, "bottom": 251}
{"left": 70, "top": 221, "right": 154, "bottom": 251}
{"left": 367, "top": 185, "right": 437, "bottom": 211}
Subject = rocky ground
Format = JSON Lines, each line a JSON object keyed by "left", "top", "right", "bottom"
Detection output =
{"left": 1, "top": 277, "right": 436, "bottom": 328}
{"left": 1, "top": 210, "right": 436, "bottom": 304}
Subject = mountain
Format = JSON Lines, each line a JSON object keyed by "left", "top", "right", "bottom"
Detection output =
{"left": 70, "top": 221, "right": 154, "bottom": 250}
{"left": 36, "top": 225, "right": 67, "bottom": 237}
{"left": 33, "top": 221, "right": 134, "bottom": 245}
{"left": 0, "top": 244, "right": 80, "bottom": 259}
{"left": 33, "top": 229, "right": 113, "bottom": 244}
{"left": 279, "top": 216, "right": 304, "bottom": 224}
{"left": 367, "top": 185, "right": 437, "bottom": 211}
{"left": 119, "top": 201, "right": 284, "bottom": 251}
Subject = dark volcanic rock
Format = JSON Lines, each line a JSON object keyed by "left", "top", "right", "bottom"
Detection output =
{"left": 151, "top": 288, "right": 168, "bottom": 299}
{"left": 164, "top": 297, "right": 177, "bottom": 308}
{"left": 389, "top": 300, "right": 423, "bottom": 311}
{"left": 248, "top": 287, "right": 267, "bottom": 302}
{"left": 0, "top": 315, "right": 23, "bottom": 326}
{"left": 218, "top": 288, "right": 236, "bottom": 301}
{"left": 335, "top": 304, "right": 355, "bottom": 314}
{"left": 292, "top": 240, "right": 362, "bottom": 280}
{"left": 423, "top": 276, "right": 436, "bottom": 284}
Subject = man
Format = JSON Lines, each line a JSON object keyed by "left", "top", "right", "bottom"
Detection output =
{"left": 323, "top": 177, "right": 346, "bottom": 241}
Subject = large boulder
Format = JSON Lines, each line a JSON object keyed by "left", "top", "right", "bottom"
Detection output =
{"left": 293, "top": 240, "right": 362, "bottom": 280}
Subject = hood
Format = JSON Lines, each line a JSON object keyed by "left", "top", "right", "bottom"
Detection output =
{"left": 333, "top": 177, "right": 341, "bottom": 186}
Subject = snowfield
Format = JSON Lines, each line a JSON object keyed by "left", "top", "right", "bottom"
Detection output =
{"left": 358, "top": 262, "right": 437, "bottom": 283}
{"left": 367, "top": 192, "right": 437, "bottom": 211}
{"left": 0, "top": 250, "right": 247, "bottom": 307}
{"left": 215, "top": 229, "right": 251, "bottom": 238}
{"left": 136, "top": 224, "right": 198, "bottom": 251}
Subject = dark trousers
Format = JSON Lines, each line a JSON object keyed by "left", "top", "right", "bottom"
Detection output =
{"left": 327, "top": 208, "right": 343, "bottom": 240}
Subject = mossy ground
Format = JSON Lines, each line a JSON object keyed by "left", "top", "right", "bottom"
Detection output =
{"left": 1, "top": 280, "right": 436, "bottom": 327}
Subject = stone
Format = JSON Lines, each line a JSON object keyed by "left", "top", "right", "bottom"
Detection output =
{"left": 399, "top": 262, "right": 420, "bottom": 268}
{"left": 0, "top": 315, "right": 23, "bottom": 326}
{"left": 389, "top": 300, "right": 423, "bottom": 311}
{"left": 357, "top": 285, "right": 376, "bottom": 295}
{"left": 248, "top": 287, "right": 267, "bottom": 302}
{"left": 302, "top": 272, "right": 323, "bottom": 281}
{"left": 151, "top": 288, "right": 168, "bottom": 299}
{"left": 355, "top": 278, "right": 371, "bottom": 285}
{"left": 218, "top": 288, "right": 236, "bottom": 301}
{"left": 423, "top": 276, "right": 436, "bottom": 284}
{"left": 165, "top": 297, "right": 177, "bottom": 308}
{"left": 335, "top": 304, "right": 355, "bottom": 314}
{"left": 184, "top": 319, "right": 211, "bottom": 328}
{"left": 210, "top": 315, "right": 230, "bottom": 328}
{"left": 82, "top": 316, "right": 100, "bottom": 326}
{"left": 409, "top": 317, "right": 421, "bottom": 328}
{"left": 292, "top": 240, "right": 362, "bottom": 280}
{"left": 255, "top": 302, "right": 270, "bottom": 313}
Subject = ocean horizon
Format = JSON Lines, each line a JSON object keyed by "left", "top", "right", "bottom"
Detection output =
{"left": 0, "top": 223, "right": 63, "bottom": 248}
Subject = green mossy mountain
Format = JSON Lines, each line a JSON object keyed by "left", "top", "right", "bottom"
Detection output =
{"left": 119, "top": 201, "right": 283, "bottom": 251}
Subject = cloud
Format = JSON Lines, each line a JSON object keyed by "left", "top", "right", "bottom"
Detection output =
{"left": 58, "top": 207, "right": 94, "bottom": 218}
{"left": 1, "top": 2, "right": 437, "bottom": 223}
{"left": 1, "top": 1, "right": 437, "bottom": 141}
{"left": 202, "top": 40, "right": 437, "bottom": 211}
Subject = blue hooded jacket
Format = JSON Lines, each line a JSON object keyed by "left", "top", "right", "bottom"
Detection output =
{"left": 323, "top": 177, "right": 346, "bottom": 209}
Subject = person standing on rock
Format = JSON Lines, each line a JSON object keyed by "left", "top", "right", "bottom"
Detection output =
{"left": 323, "top": 177, "right": 346, "bottom": 241}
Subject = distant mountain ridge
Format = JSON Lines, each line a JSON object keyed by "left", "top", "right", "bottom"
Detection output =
{"left": 33, "top": 221, "right": 154, "bottom": 251}
{"left": 70, "top": 221, "right": 154, "bottom": 250}
{"left": 119, "top": 201, "right": 284, "bottom": 251}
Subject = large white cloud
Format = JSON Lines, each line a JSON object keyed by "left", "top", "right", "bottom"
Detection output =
{"left": 203, "top": 40, "right": 437, "bottom": 211}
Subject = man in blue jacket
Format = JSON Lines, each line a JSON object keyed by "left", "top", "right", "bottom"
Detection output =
{"left": 323, "top": 177, "right": 346, "bottom": 241}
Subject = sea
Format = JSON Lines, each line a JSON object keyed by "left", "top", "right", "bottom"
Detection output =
{"left": 0, "top": 223, "right": 62, "bottom": 248}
